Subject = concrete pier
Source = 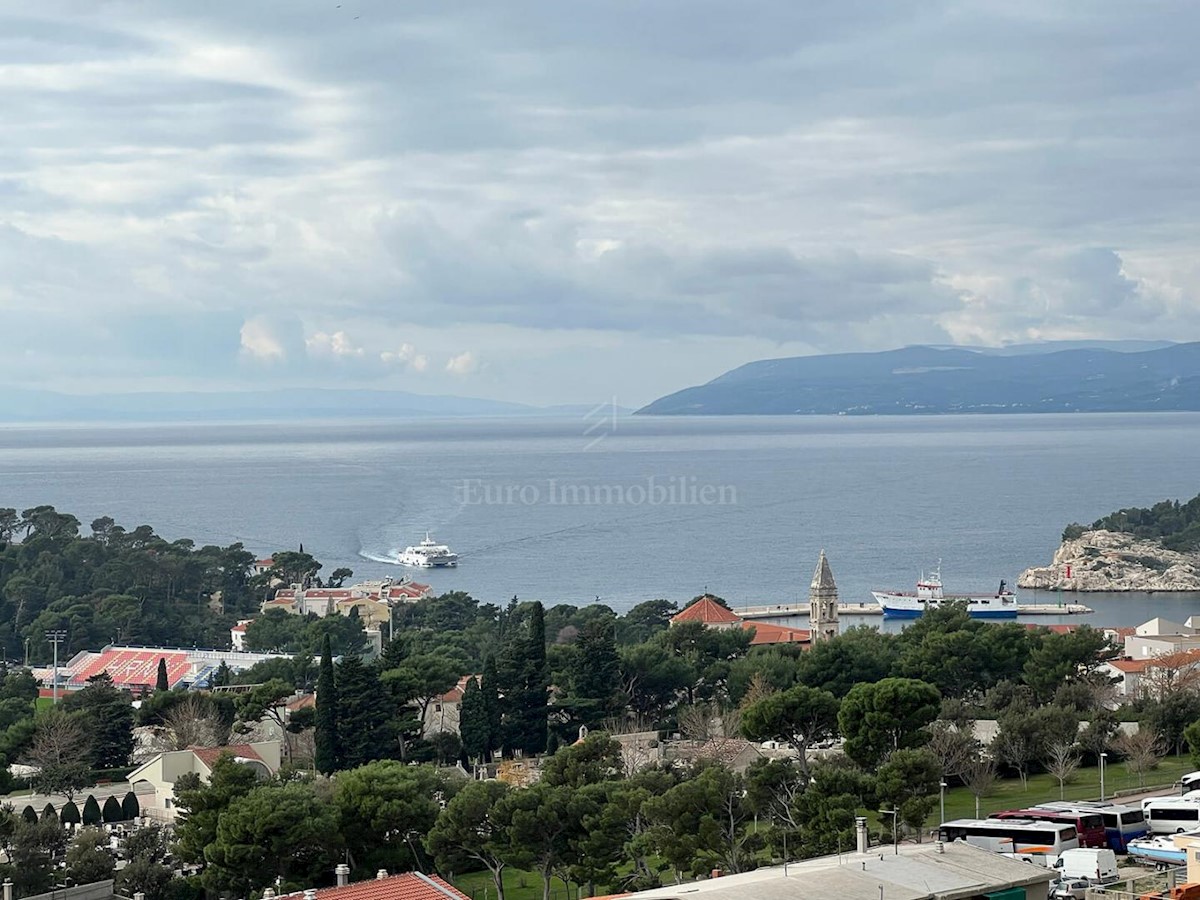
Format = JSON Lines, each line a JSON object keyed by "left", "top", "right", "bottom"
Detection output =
{"left": 732, "top": 602, "right": 1093, "bottom": 619}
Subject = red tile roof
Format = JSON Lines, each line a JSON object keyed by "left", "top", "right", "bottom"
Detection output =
{"left": 1107, "top": 658, "right": 1151, "bottom": 674}
{"left": 296, "top": 873, "right": 469, "bottom": 900}
{"left": 672, "top": 595, "right": 742, "bottom": 626}
{"left": 191, "top": 743, "right": 266, "bottom": 770}
{"left": 1106, "top": 627, "right": 1137, "bottom": 637}
{"left": 1022, "top": 623, "right": 1077, "bottom": 634}
{"left": 743, "top": 621, "right": 811, "bottom": 646}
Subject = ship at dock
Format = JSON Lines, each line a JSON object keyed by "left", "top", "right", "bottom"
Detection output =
{"left": 872, "top": 562, "right": 1018, "bottom": 619}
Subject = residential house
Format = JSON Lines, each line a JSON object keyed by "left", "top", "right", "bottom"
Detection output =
{"left": 276, "top": 868, "right": 469, "bottom": 900}
{"left": 126, "top": 741, "right": 282, "bottom": 821}
{"left": 423, "top": 675, "right": 477, "bottom": 737}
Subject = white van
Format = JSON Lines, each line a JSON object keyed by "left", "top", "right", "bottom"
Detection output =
{"left": 1180, "top": 771, "right": 1200, "bottom": 793}
{"left": 1053, "top": 848, "right": 1119, "bottom": 885}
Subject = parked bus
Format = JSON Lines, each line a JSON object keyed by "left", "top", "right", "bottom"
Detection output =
{"left": 989, "top": 808, "right": 1108, "bottom": 848}
{"left": 1143, "top": 798, "right": 1200, "bottom": 834}
{"left": 1037, "top": 802, "right": 1148, "bottom": 852}
{"left": 938, "top": 818, "right": 1080, "bottom": 856}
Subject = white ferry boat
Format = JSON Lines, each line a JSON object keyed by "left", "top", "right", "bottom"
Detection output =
{"left": 872, "top": 562, "right": 1017, "bottom": 619}
{"left": 396, "top": 534, "right": 459, "bottom": 568}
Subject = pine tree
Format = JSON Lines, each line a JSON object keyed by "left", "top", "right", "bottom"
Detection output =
{"left": 520, "top": 602, "right": 549, "bottom": 756}
{"left": 480, "top": 654, "right": 502, "bottom": 762}
{"left": 212, "top": 660, "right": 232, "bottom": 688}
{"left": 336, "top": 656, "right": 393, "bottom": 769}
{"left": 315, "top": 634, "right": 339, "bottom": 775}
{"left": 459, "top": 677, "right": 487, "bottom": 762}
{"left": 155, "top": 658, "right": 169, "bottom": 692}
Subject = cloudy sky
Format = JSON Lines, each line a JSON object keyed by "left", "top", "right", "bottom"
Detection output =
{"left": 1, "top": 1, "right": 1197, "bottom": 406}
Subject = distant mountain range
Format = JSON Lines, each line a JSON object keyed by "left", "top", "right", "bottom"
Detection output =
{"left": 637, "top": 341, "right": 1200, "bottom": 416}
{"left": 0, "top": 387, "right": 627, "bottom": 423}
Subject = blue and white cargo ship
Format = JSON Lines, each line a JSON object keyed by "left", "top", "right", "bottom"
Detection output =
{"left": 872, "top": 562, "right": 1018, "bottom": 619}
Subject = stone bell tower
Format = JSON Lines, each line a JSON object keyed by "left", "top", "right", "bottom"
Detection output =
{"left": 809, "top": 549, "right": 839, "bottom": 643}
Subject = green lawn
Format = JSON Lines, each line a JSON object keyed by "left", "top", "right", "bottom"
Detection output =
{"left": 929, "top": 753, "right": 1197, "bottom": 826}
{"left": 451, "top": 869, "right": 581, "bottom": 900}
{"left": 34, "top": 696, "right": 54, "bottom": 710}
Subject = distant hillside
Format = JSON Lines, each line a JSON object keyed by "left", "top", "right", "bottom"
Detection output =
{"left": 0, "top": 387, "right": 558, "bottom": 423}
{"left": 637, "top": 342, "right": 1200, "bottom": 416}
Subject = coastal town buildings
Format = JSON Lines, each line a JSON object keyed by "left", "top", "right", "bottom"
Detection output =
{"left": 669, "top": 595, "right": 811, "bottom": 646}
{"left": 38, "top": 644, "right": 293, "bottom": 694}
{"left": 276, "top": 871, "right": 471, "bottom": 900}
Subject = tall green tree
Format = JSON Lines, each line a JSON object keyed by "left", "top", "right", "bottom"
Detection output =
{"left": 204, "top": 781, "right": 343, "bottom": 895}
{"left": 741, "top": 684, "right": 840, "bottom": 775}
{"left": 173, "top": 755, "right": 262, "bottom": 868}
{"left": 459, "top": 677, "right": 488, "bottom": 762}
{"left": 155, "top": 658, "right": 169, "bottom": 692}
{"left": 62, "top": 673, "right": 134, "bottom": 769}
{"left": 315, "top": 634, "right": 338, "bottom": 774}
{"left": 838, "top": 677, "right": 940, "bottom": 768}
{"left": 568, "top": 618, "right": 623, "bottom": 728}
{"left": 642, "top": 763, "right": 760, "bottom": 878}
{"left": 426, "top": 780, "right": 511, "bottom": 900}
{"left": 334, "top": 760, "right": 446, "bottom": 875}
{"left": 520, "top": 602, "right": 549, "bottom": 755}
{"left": 480, "top": 653, "right": 502, "bottom": 759}
{"left": 337, "top": 656, "right": 394, "bottom": 769}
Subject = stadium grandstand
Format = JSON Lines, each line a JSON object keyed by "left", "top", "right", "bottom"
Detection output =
{"left": 53, "top": 644, "right": 294, "bottom": 694}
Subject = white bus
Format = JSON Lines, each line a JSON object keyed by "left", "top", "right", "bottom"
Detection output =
{"left": 1037, "top": 801, "right": 1148, "bottom": 851}
{"left": 1143, "top": 798, "right": 1200, "bottom": 834}
{"left": 938, "top": 818, "right": 1080, "bottom": 856}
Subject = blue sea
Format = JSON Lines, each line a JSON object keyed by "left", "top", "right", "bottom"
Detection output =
{"left": 1, "top": 413, "right": 1199, "bottom": 630}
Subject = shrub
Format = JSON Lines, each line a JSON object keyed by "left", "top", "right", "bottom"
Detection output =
{"left": 121, "top": 791, "right": 140, "bottom": 821}
{"left": 61, "top": 800, "right": 82, "bottom": 826}
{"left": 82, "top": 795, "right": 102, "bottom": 826}
{"left": 103, "top": 796, "right": 123, "bottom": 822}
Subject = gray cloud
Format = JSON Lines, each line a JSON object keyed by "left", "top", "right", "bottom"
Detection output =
{"left": 0, "top": 2, "right": 1197, "bottom": 403}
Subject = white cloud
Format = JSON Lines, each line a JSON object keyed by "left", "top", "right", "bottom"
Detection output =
{"left": 239, "top": 316, "right": 290, "bottom": 363}
{"left": 445, "top": 351, "right": 480, "bottom": 377}
{"left": 306, "top": 330, "right": 364, "bottom": 359}
{"left": 380, "top": 342, "right": 429, "bottom": 372}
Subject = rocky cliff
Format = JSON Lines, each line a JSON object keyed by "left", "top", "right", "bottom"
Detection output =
{"left": 1018, "top": 529, "right": 1200, "bottom": 591}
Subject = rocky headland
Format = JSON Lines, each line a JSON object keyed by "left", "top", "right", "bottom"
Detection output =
{"left": 1018, "top": 529, "right": 1200, "bottom": 591}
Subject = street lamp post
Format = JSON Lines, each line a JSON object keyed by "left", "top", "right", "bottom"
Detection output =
{"left": 880, "top": 808, "right": 899, "bottom": 855}
{"left": 1100, "top": 752, "right": 1108, "bottom": 801}
{"left": 939, "top": 780, "right": 947, "bottom": 825}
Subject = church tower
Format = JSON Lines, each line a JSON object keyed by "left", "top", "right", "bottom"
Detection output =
{"left": 809, "top": 549, "right": 839, "bottom": 643}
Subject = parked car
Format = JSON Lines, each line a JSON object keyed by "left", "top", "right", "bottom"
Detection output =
{"left": 1050, "top": 878, "right": 1091, "bottom": 900}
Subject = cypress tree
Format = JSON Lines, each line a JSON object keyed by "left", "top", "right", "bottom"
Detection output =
{"left": 520, "top": 602, "right": 549, "bottom": 756}
{"left": 336, "top": 656, "right": 392, "bottom": 769}
{"left": 61, "top": 800, "right": 81, "bottom": 827}
{"left": 121, "top": 791, "right": 139, "bottom": 821}
{"left": 155, "top": 658, "right": 169, "bottom": 692}
{"left": 480, "top": 653, "right": 502, "bottom": 762}
{"left": 21, "top": 805, "right": 37, "bottom": 823}
{"left": 41, "top": 803, "right": 58, "bottom": 823}
{"left": 315, "top": 634, "right": 339, "bottom": 775}
{"left": 459, "top": 677, "right": 487, "bottom": 762}
{"left": 82, "top": 795, "right": 102, "bottom": 826}
{"left": 212, "top": 660, "right": 232, "bottom": 689}
{"left": 571, "top": 618, "right": 622, "bottom": 727}
{"left": 102, "top": 796, "right": 123, "bottom": 822}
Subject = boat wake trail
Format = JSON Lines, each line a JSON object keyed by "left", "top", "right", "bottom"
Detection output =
{"left": 359, "top": 550, "right": 402, "bottom": 565}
